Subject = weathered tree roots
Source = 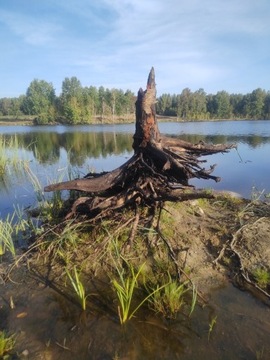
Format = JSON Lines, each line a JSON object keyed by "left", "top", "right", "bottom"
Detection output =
{"left": 44, "top": 143, "right": 233, "bottom": 219}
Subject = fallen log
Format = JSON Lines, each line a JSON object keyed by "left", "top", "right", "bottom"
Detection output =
{"left": 44, "top": 67, "right": 236, "bottom": 218}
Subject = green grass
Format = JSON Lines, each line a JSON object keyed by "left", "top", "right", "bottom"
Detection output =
{"left": 0, "top": 135, "right": 31, "bottom": 193}
{"left": 189, "top": 283, "right": 198, "bottom": 316}
{"left": 66, "top": 266, "right": 88, "bottom": 311}
{"left": 149, "top": 272, "right": 191, "bottom": 319}
{"left": 0, "top": 331, "right": 15, "bottom": 358}
{"left": 110, "top": 239, "right": 167, "bottom": 324}
{"left": 147, "top": 272, "right": 198, "bottom": 319}
{"left": 112, "top": 260, "right": 168, "bottom": 324}
{"left": 112, "top": 261, "right": 145, "bottom": 324}
{"left": 38, "top": 219, "right": 84, "bottom": 266}
{"left": 24, "top": 163, "right": 66, "bottom": 221}
{"left": 0, "top": 204, "right": 45, "bottom": 258}
{"left": 0, "top": 135, "right": 22, "bottom": 175}
{"left": 0, "top": 213, "right": 16, "bottom": 258}
{"left": 252, "top": 267, "right": 270, "bottom": 289}
{"left": 208, "top": 315, "right": 217, "bottom": 341}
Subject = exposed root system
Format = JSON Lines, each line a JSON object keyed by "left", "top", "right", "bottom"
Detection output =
{"left": 44, "top": 68, "right": 235, "bottom": 220}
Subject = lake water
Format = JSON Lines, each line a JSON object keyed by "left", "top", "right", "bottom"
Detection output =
{"left": 1, "top": 120, "right": 270, "bottom": 218}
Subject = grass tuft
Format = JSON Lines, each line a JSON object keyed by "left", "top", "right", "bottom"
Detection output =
{"left": 0, "top": 213, "right": 16, "bottom": 258}
{"left": 252, "top": 267, "right": 270, "bottom": 289}
{"left": 148, "top": 273, "right": 188, "bottom": 318}
{"left": 0, "top": 331, "right": 15, "bottom": 358}
{"left": 66, "top": 266, "right": 88, "bottom": 311}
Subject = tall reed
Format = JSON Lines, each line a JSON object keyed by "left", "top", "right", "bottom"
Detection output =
{"left": 24, "top": 163, "right": 65, "bottom": 221}
{"left": 0, "top": 204, "right": 44, "bottom": 258}
{"left": 0, "top": 213, "right": 16, "bottom": 257}
{"left": 0, "top": 134, "right": 26, "bottom": 176}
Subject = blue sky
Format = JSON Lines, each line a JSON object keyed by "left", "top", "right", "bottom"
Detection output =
{"left": 1, "top": 0, "right": 270, "bottom": 98}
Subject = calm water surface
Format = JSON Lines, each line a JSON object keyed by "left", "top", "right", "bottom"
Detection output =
{"left": 1, "top": 120, "right": 270, "bottom": 217}
{"left": 1, "top": 120, "right": 270, "bottom": 359}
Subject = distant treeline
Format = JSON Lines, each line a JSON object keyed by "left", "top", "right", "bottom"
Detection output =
{"left": 1, "top": 77, "right": 270, "bottom": 124}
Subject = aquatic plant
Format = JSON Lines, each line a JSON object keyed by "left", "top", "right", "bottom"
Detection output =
{"left": 109, "top": 238, "right": 160, "bottom": 324}
{"left": 24, "top": 163, "right": 46, "bottom": 203}
{"left": 148, "top": 273, "right": 189, "bottom": 318}
{"left": 0, "top": 213, "right": 16, "bottom": 258}
{"left": 189, "top": 283, "right": 198, "bottom": 316}
{"left": 208, "top": 315, "right": 217, "bottom": 341}
{"left": 66, "top": 266, "right": 87, "bottom": 311}
{"left": 0, "top": 331, "right": 15, "bottom": 358}
{"left": 147, "top": 271, "right": 198, "bottom": 319}
{"left": 112, "top": 261, "right": 146, "bottom": 324}
{"left": 111, "top": 253, "right": 169, "bottom": 324}
{"left": 0, "top": 135, "right": 15, "bottom": 174}
{"left": 0, "top": 202, "right": 46, "bottom": 258}
{"left": 24, "top": 163, "right": 65, "bottom": 221}
{"left": 0, "top": 134, "right": 28, "bottom": 187}
{"left": 0, "top": 136, "right": 8, "bottom": 175}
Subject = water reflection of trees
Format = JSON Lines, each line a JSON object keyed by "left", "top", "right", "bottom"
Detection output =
{"left": 3, "top": 131, "right": 270, "bottom": 167}
{"left": 171, "top": 134, "right": 270, "bottom": 148}
{"left": 3, "top": 132, "right": 133, "bottom": 165}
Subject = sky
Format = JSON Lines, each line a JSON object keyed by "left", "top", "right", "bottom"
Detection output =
{"left": 1, "top": 0, "right": 270, "bottom": 98}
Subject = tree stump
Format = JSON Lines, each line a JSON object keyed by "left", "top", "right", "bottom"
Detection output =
{"left": 44, "top": 67, "right": 236, "bottom": 218}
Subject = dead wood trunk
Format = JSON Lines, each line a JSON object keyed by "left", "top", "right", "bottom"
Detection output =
{"left": 44, "top": 67, "right": 236, "bottom": 218}
{"left": 133, "top": 67, "right": 161, "bottom": 150}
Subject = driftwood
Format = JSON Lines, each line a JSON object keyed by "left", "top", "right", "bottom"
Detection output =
{"left": 44, "top": 68, "right": 236, "bottom": 218}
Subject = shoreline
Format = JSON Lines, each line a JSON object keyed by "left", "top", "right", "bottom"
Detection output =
{"left": 0, "top": 116, "right": 263, "bottom": 127}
